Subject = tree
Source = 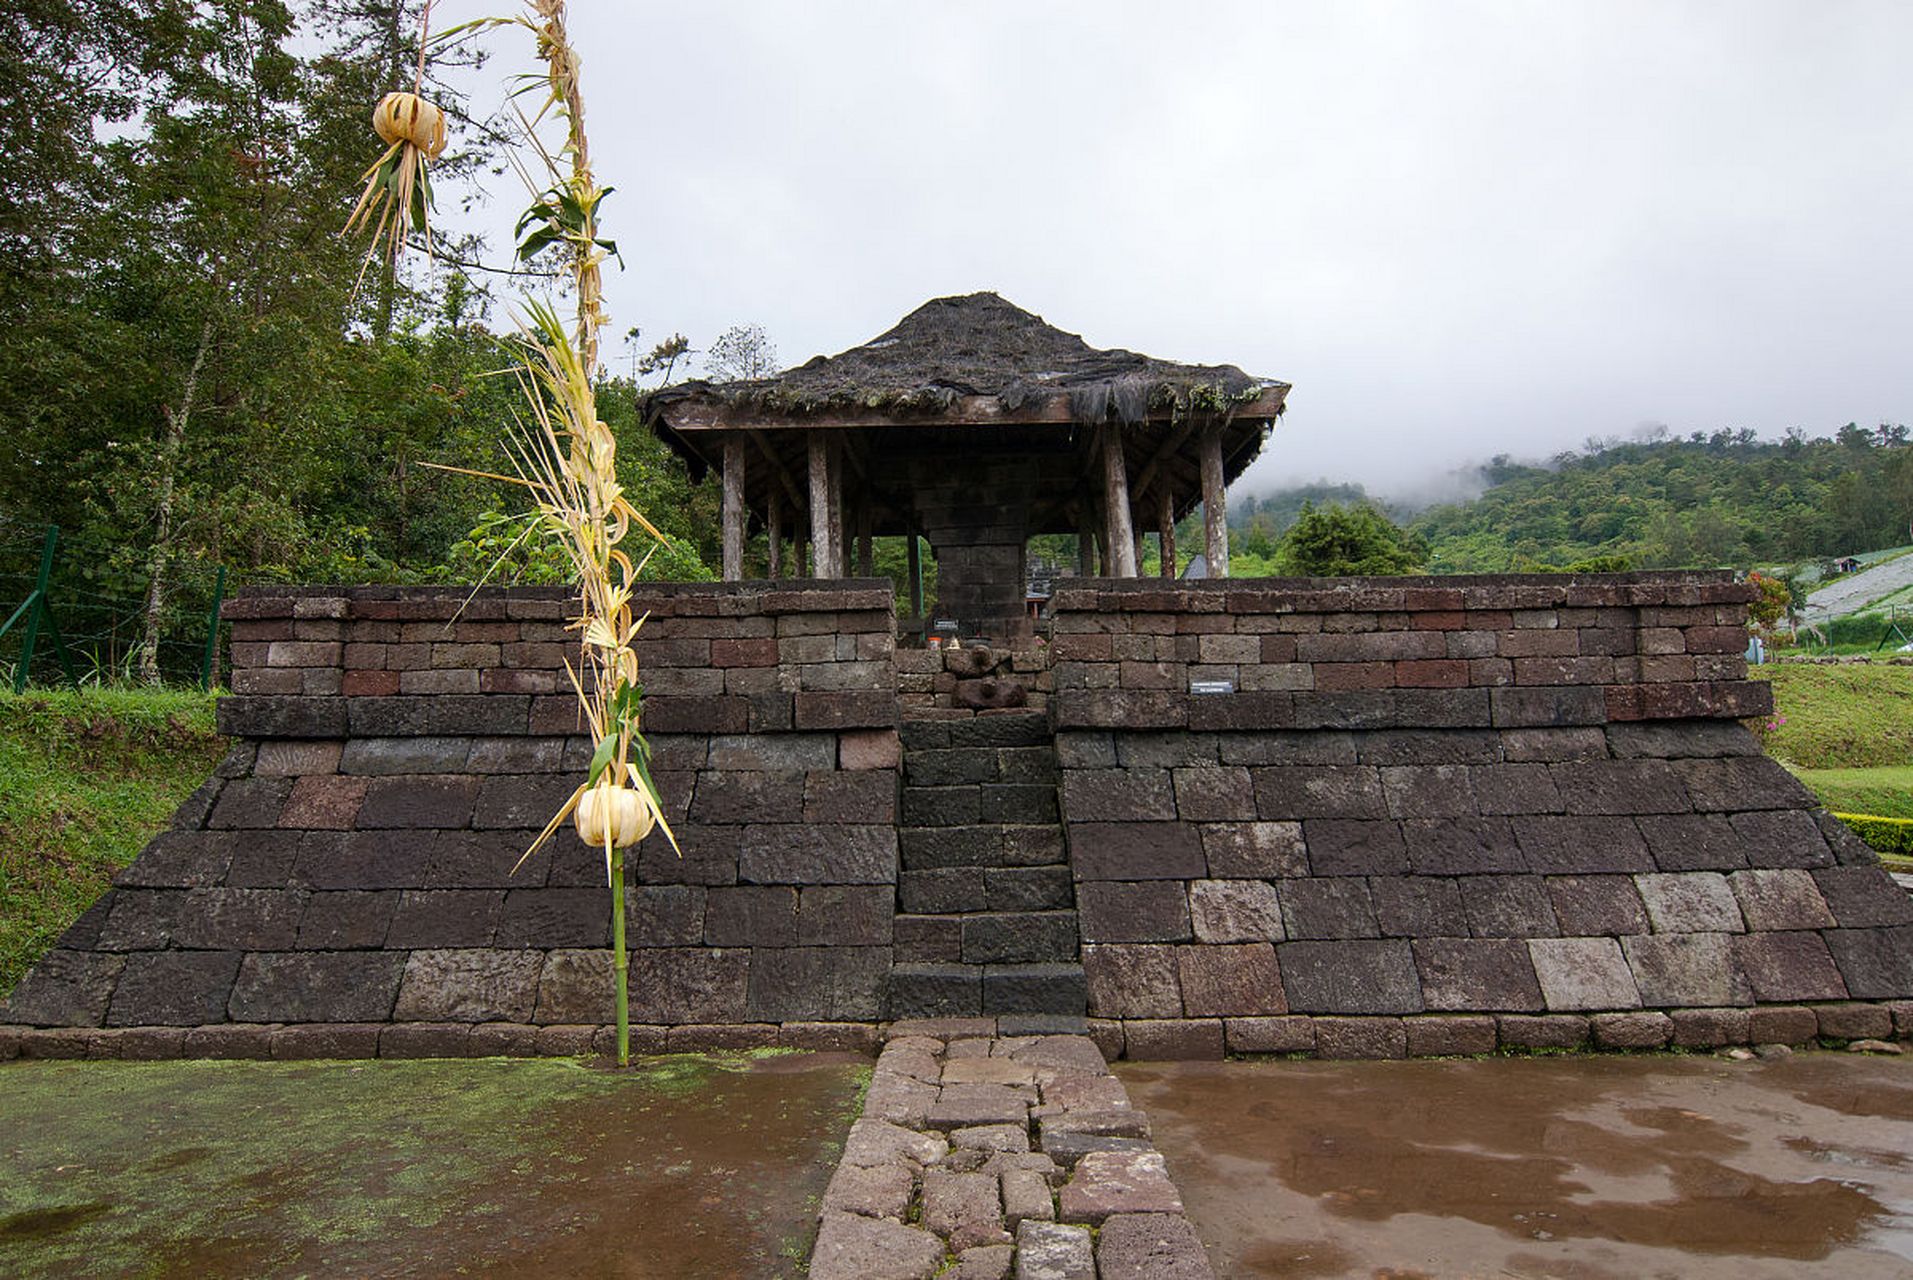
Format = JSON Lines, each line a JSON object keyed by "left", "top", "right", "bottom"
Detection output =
{"left": 1275, "top": 502, "right": 1427, "bottom": 577}
{"left": 704, "top": 323, "right": 777, "bottom": 381}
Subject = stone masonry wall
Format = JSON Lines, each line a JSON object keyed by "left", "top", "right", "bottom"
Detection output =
{"left": 0, "top": 582, "right": 906, "bottom": 1057}
{"left": 1049, "top": 574, "right": 1913, "bottom": 1059}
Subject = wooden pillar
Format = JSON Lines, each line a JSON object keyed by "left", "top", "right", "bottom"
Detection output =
{"left": 856, "top": 503, "right": 873, "bottom": 577}
{"left": 1101, "top": 427, "right": 1138, "bottom": 577}
{"left": 1132, "top": 525, "right": 1146, "bottom": 580}
{"left": 1076, "top": 505, "right": 1096, "bottom": 577}
{"left": 1157, "top": 487, "right": 1177, "bottom": 579}
{"left": 721, "top": 435, "right": 746, "bottom": 582}
{"left": 826, "top": 439, "right": 846, "bottom": 576}
{"left": 793, "top": 527, "right": 807, "bottom": 578}
{"left": 807, "top": 432, "right": 833, "bottom": 579}
{"left": 767, "top": 488, "right": 783, "bottom": 577}
{"left": 907, "top": 534, "right": 924, "bottom": 616}
{"left": 1200, "top": 426, "right": 1229, "bottom": 578}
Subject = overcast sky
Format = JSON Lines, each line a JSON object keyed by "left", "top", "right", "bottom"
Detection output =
{"left": 434, "top": 1, "right": 1913, "bottom": 500}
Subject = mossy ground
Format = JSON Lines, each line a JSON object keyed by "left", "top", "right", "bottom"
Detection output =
{"left": 0, "top": 690, "right": 224, "bottom": 999}
{"left": 0, "top": 1053, "right": 868, "bottom": 1278}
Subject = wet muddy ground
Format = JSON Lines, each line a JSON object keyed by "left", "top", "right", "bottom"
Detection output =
{"left": 0, "top": 1051, "right": 868, "bottom": 1278}
{"left": 1121, "top": 1052, "right": 1913, "bottom": 1279}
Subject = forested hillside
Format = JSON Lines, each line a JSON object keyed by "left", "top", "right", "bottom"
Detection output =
{"left": 1238, "top": 425, "right": 1913, "bottom": 575}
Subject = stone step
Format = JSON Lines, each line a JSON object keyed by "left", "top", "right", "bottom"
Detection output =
{"left": 900, "top": 823, "right": 1067, "bottom": 869}
{"left": 901, "top": 713, "right": 1051, "bottom": 752}
{"left": 899, "top": 781, "right": 1059, "bottom": 827}
{"left": 900, "top": 865, "right": 1075, "bottom": 914}
{"left": 886, "top": 962, "right": 1087, "bottom": 1019}
{"left": 903, "top": 744, "right": 1059, "bottom": 787}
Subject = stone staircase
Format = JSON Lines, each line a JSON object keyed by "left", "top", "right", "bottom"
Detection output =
{"left": 887, "top": 710, "right": 1086, "bottom": 1020}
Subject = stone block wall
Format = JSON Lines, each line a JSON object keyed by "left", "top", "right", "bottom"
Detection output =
{"left": 1048, "top": 574, "right": 1913, "bottom": 1058}
{"left": 1, "top": 582, "right": 906, "bottom": 1053}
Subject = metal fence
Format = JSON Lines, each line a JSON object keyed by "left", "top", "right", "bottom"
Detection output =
{"left": 0, "top": 517, "right": 225, "bottom": 691}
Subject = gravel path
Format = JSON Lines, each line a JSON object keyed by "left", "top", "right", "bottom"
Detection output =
{"left": 1806, "top": 554, "right": 1913, "bottom": 618}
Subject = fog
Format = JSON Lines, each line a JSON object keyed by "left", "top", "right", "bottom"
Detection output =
{"left": 432, "top": 1, "right": 1913, "bottom": 499}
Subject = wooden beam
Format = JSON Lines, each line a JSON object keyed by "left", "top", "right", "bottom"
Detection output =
{"left": 1200, "top": 426, "right": 1229, "bottom": 579}
{"left": 721, "top": 435, "right": 745, "bottom": 582}
{"left": 1132, "top": 414, "right": 1203, "bottom": 501}
{"left": 1157, "top": 487, "right": 1176, "bottom": 580}
{"left": 907, "top": 535, "right": 924, "bottom": 616}
{"left": 1101, "top": 427, "right": 1138, "bottom": 577}
{"left": 746, "top": 427, "right": 805, "bottom": 514}
{"left": 767, "top": 488, "right": 783, "bottom": 577}
{"left": 807, "top": 432, "right": 834, "bottom": 580}
{"left": 659, "top": 387, "right": 1290, "bottom": 434}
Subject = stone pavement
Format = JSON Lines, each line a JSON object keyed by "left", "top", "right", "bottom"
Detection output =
{"left": 808, "top": 1017, "right": 1213, "bottom": 1280}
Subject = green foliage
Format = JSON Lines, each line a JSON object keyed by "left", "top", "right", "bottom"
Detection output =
{"left": 1751, "top": 663, "right": 1913, "bottom": 769}
{"left": 1745, "top": 571, "right": 1791, "bottom": 626}
{"left": 1828, "top": 810, "right": 1913, "bottom": 853}
{"left": 1273, "top": 502, "right": 1428, "bottom": 577}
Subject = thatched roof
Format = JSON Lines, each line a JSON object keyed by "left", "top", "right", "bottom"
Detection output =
{"left": 652, "top": 292, "right": 1289, "bottom": 426}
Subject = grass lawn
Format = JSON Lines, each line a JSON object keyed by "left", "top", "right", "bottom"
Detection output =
{"left": 1750, "top": 662, "right": 1913, "bottom": 770}
{"left": 0, "top": 1053, "right": 866, "bottom": 1278}
{"left": 1789, "top": 765, "right": 1913, "bottom": 821}
{"left": 0, "top": 690, "right": 224, "bottom": 1000}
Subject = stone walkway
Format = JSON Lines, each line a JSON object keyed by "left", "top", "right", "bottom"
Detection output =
{"left": 809, "top": 1016, "right": 1213, "bottom": 1280}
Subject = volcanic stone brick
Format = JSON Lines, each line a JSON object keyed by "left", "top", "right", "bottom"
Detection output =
{"left": 624, "top": 885, "right": 704, "bottom": 946}
{"left": 392, "top": 949, "right": 543, "bottom": 1022}
{"left": 1674, "top": 756, "right": 1814, "bottom": 812}
{"left": 339, "top": 736, "right": 471, "bottom": 776}
{"left": 1732, "top": 931, "right": 1849, "bottom": 1001}
{"left": 1591, "top": 1011, "right": 1674, "bottom": 1048}
{"left": 1170, "top": 767, "right": 1256, "bottom": 821}
{"left": 1488, "top": 686, "right": 1606, "bottom": 728}
{"left": 627, "top": 947, "right": 750, "bottom": 1023}
{"left": 1552, "top": 761, "right": 1690, "bottom": 815}
{"left": 1083, "top": 945, "right": 1182, "bottom": 1018}
{"left": 1544, "top": 876, "right": 1649, "bottom": 936}
{"left": 229, "top": 951, "right": 407, "bottom": 1022}
{"left": 1748, "top": 1005, "right": 1820, "bottom": 1045}
{"left": 1622, "top": 933, "right": 1751, "bottom": 1007}
{"left": 1223, "top": 1015, "right": 1314, "bottom": 1054}
{"left": 1062, "top": 770, "right": 1177, "bottom": 823}
{"left": 1122, "top": 1019, "right": 1225, "bottom": 1061}
{"left": 1367, "top": 877, "right": 1467, "bottom": 937}
{"left": 1497, "top": 1014, "right": 1591, "bottom": 1050}
{"left": 495, "top": 887, "right": 609, "bottom": 947}
{"left": 1177, "top": 944, "right": 1284, "bottom": 1016}
{"left": 531, "top": 950, "right": 611, "bottom": 1023}
{"left": 116, "top": 830, "right": 235, "bottom": 889}
{"left": 1086, "top": 883, "right": 1186, "bottom": 945}
{"left": 1380, "top": 765, "right": 1476, "bottom": 819}
{"left": 1413, "top": 938, "right": 1545, "bottom": 1011}
{"left": 797, "top": 885, "right": 894, "bottom": 946}
{"left": 297, "top": 890, "right": 398, "bottom": 948}
{"left": 1096, "top": 1213, "right": 1213, "bottom": 1280}
{"left": 1197, "top": 822, "right": 1308, "bottom": 878}
{"left": 1463, "top": 877, "right": 1560, "bottom": 938}
{"left": 689, "top": 770, "right": 806, "bottom": 825}
{"left": 1812, "top": 867, "right": 1913, "bottom": 927}
{"left": 1527, "top": 937, "right": 1641, "bottom": 1010}
{"left": 170, "top": 887, "right": 305, "bottom": 952}
{"left": 1816, "top": 811, "right": 1882, "bottom": 867}
{"left": 207, "top": 778, "right": 294, "bottom": 829}
{"left": 810, "top": 1212, "right": 944, "bottom": 1280}
{"left": 1278, "top": 940, "right": 1424, "bottom": 1014}
{"left": 1721, "top": 810, "right": 1831, "bottom": 870}
{"left": 1401, "top": 818, "right": 1526, "bottom": 875}
{"left": 962, "top": 912, "right": 1079, "bottom": 964}
{"left": 1727, "top": 869, "right": 1837, "bottom": 930}
{"left": 1218, "top": 730, "right": 1358, "bottom": 767}
{"left": 469, "top": 775, "right": 582, "bottom": 829}
{"left": 985, "top": 867, "right": 1074, "bottom": 912}
{"left": 1067, "top": 823, "right": 1205, "bottom": 881}
{"left": 888, "top": 964, "right": 982, "bottom": 1018}
{"left": 383, "top": 889, "right": 501, "bottom": 948}
{"left": 97, "top": 890, "right": 183, "bottom": 950}
{"left": 424, "top": 829, "right": 546, "bottom": 888}
{"left": 804, "top": 772, "right": 899, "bottom": 825}
{"left": 1470, "top": 763, "right": 1563, "bottom": 816}
{"left": 354, "top": 776, "right": 480, "bottom": 829}
{"left": 979, "top": 783, "right": 1058, "bottom": 825}
{"left": 277, "top": 776, "right": 368, "bottom": 830}
{"left": 1304, "top": 820, "right": 1409, "bottom": 876}
{"left": 983, "top": 963, "right": 1088, "bottom": 1015}
{"left": 902, "top": 869, "right": 987, "bottom": 914}
{"left": 1668, "top": 1007, "right": 1751, "bottom": 1048}
{"left": 1, "top": 951, "right": 124, "bottom": 1027}
{"left": 748, "top": 946, "right": 888, "bottom": 1021}
{"left": 1634, "top": 872, "right": 1745, "bottom": 933}
{"left": 1278, "top": 877, "right": 1379, "bottom": 940}
{"left": 1511, "top": 817, "right": 1653, "bottom": 874}
{"left": 1821, "top": 927, "right": 1913, "bottom": 1000}
{"left": 1252, "top": 766, "right": 1387, "bottom": 820}
{"left": 1816, "top": 1002, "right": 1895, "bottom": 1040}
{"left": 703, "top": 886, "right": 800, "bottom": 946}
{"left": 735, "top": 824, "right": 897, "bottom": 885}
{"left": 1188, "top": 880, "right": 1284, "bottom": 943}
{"left": 1636, "top": 815, "right": 1747, "bottom": 872}
{"left": 1313, "top": 1016, "right": 1408, "bottom": 1059}
{"left": 1499, "top": 726, "right": 1608, "bottom": 762}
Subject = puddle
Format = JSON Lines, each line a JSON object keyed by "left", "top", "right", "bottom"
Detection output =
{"left": 0, "top": 1052, "right": 868, "bottom": 1278}
{"left": 1120, "top": 1053, "right": 1913, "bottom": 1278}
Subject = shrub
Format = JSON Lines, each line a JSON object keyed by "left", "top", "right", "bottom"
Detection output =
{"left": 1832, "top": 812, "right": 1913, "bottom": 856}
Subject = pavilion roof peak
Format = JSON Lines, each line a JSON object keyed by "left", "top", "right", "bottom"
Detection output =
{"left": 656, "top": 291, "right": 1288, "bottom": 426}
